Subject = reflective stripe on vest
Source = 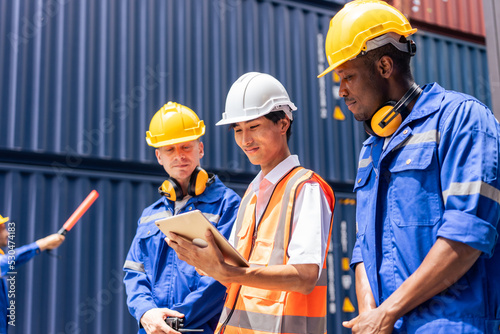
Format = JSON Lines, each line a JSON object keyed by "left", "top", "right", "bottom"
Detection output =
{"left": 224, "top": 309, "right": 326, "bottom": 334}
{"left": 217, "top": 167, "right": 335, "bottom": 334}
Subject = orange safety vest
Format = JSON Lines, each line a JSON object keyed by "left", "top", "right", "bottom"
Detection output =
{"left": 217, "top": 167, "right": 335, "bottom": 334}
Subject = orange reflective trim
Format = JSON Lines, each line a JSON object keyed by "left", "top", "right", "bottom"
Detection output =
{"left": 221, "top": 309, "right": 327, "bottom": 334}
{"left": 218, "top": 167, "right": 335, "bottom": 334}
{"left": 273, "top": 169, "right": 313, "bottom": 265}
{"left": 234, "top": 192, "right": 257, "bottom": 260}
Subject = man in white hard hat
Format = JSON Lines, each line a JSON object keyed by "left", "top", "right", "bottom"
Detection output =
{"left": 0, "top": 214, "right": 64, "bottom": 333}
{"left": 168, "top": 72, "right": 335, "bottom": 334}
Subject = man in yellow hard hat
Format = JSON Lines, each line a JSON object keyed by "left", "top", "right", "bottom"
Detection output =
{"left": 0, "top": 214, "right": 65, "bottom": 333}
{"left": 167, "top": 72, "right": 335, "bottom": 334}
{"left": 319, "top": 1, "right": 500, "bottom": 333}
{"left": 123, "top": 102, "right": 240, "bottom": 334}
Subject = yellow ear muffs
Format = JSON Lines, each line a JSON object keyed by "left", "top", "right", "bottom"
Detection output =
{"left": 369, "top": 102, "right": 401, "bottom": 137}
{"left": 159, "top": 178, "right": 183, "bottom": 201}
{"left": 188, "top": 166, "right": 209, "bottom": 197}
{"left": 159, "top": 166, "right": 215, "bottom": 201}
{"left": 364, "top": 83, "right": 422, "bottom": 137}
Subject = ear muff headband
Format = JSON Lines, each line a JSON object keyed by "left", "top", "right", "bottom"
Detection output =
{"left": 159, "top": 166, "right": 215, "bottom": 201}
{"left": 365, "top": 83, "right": 422, "bottom": 137}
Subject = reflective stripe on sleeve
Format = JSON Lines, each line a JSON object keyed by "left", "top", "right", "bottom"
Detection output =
{"left": 443, "top": 181, "right": 500, "bottom": 205}
{"left": 139, "top": 211, "right": 172, "bottom": 225}
{"left": 202, "top": 212, "right": 220, "bottom": 224}
{"left": 123, "top": 260, "right": 145, "bottom": 273}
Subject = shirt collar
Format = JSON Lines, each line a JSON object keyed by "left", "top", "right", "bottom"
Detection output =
{"left": 406, "top": 82, "right": 443, "bottom": 121}
{"left": 251, "top": 155, "right": 300, "bottom": 191}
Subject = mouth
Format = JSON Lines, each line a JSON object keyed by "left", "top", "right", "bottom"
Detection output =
{"left": 172, "top": 164, "right": 189, "bottom": 168}
{"left": 244, "top": 147, "right": 259, "bottom": 154}
{"left": 344, "top": 99, "right": 356, "bottom": 110}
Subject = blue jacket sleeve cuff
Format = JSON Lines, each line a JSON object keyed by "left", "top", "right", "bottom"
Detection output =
{"left": 350, "top": 241, "right": 363, "bottom": 270}
{"left": 438, "top": 210, "right": 498, "bottom": 257}
{"left": 134, "top": 303, "right": 158, "bottom": 328}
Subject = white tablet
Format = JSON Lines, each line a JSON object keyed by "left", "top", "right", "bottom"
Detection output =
{"left": 155, "top": 210, "right": 249, "bottom": 267}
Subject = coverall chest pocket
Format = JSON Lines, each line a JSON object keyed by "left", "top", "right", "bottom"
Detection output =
{"left": 136, "top": 223, "right": 161, "bottom": 270}
{"left": 388, "top": 145, "right": 442, "bottom": 227}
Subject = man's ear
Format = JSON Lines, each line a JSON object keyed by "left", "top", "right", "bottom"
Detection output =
{"left": 280, "top": 118, "right": 290, "bottom": 135}
{"left": 155, "top": 149, "right": 163, "bottom": 165}
{"left": 198, "top": 141, "right": 204, "bottom": 159}
{"left": 378, "top": 55, "right": 394, "bottom": 79}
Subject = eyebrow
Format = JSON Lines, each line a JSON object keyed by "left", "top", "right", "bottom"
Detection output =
{"left": 231, "top": 120, "right": 259, "bottom": 128}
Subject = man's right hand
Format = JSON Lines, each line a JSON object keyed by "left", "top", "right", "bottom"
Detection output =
{"left": 140, "top": 308, "right": 184, "bottom": 334}
{"left": 36, "top": 234, "right": 65, "bottom": 251}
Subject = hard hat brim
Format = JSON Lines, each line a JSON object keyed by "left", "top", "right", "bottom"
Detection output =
{"left": 0, "top": 216, "right": 9, "bottom": 225}
{"left": 216, "top": 106, "right": 295, "bottom": 126}
{"left": 216, "top": 112, "right": 267, "bottom": 126}
{"left": 146, "top": 132, "right": 204, "bottom": 148}
{"left": 317, "top": 64, "right": 336, "bottom": 78}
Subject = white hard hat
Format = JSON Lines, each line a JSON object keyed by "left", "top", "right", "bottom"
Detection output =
{"left": 216, "top": 72, "right": 297, "bottom": 126}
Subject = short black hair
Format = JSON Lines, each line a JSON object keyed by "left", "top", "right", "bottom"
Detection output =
{"left": 362, "top": 41, "right": 413, "bottom": 81}
{"left": 264, "top": 110, "right": 292, "bottom": 141}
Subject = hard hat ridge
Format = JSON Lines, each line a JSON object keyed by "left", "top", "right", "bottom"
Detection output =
{"left": 146, "top": 101, "right": 205, "bottom": 148}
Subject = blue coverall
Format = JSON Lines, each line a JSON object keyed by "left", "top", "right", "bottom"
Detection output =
{"left": 123, "top": 176, "right": 240, "bottom": 334}
{"left": 0, "top": 243, "right": 41, "bottom": 334}
{"left": 352, "top": 83, "right": 500, "bottom": 333}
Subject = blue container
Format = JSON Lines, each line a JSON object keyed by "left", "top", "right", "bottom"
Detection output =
{"left": 0, "top": 162, "right": 358, "bottom": 333}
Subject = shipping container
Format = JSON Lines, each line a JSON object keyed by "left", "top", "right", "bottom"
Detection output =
{"left": 0, "top": 0, "right": 493, "bottom": 333}
{"left": 0, "top": 0, "right": 491, "bottom": 184}
{"left": 388, "top": 0, "right": 486, "bottom": 42}
{"left": 0, "top": 163, "right": 359, "bottom": 334}
{"left": 412, "top": 30, "right": 490, "bottom": 106}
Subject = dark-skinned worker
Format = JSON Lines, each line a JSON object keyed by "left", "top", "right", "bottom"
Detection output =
{"left": 318, "top": 1, "right": 500, "bottom": 333}
{"left": 0, "top": 214, "right": 65, "bottom": 333}
{"left": 123, "top": 102, "right": 240, "bottom": 334}
{"left": 167, "top": 72, "right": 335, "bottom": 334}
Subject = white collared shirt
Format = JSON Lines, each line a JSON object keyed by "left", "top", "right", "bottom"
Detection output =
{"left": 230, "top": 155, "right": 332, "bottom": 276}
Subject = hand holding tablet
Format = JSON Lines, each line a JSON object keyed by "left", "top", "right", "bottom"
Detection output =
{"left": 156, "top": 210, "right": 249, "bottom": 267}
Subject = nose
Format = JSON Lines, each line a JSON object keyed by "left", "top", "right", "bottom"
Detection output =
{"left": 338, "top": 79, "right": 348, "bottom": 98}
{"left": 174, "top": 146, "right": 186, "bottom": 159}
{"left": 240, "top": 129, "right": 253, "bottom": 146}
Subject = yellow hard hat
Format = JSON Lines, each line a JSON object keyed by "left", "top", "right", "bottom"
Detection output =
{"left": 0, "top": 215, "right": 9, "bottom": 225}
{"left": 145, "top": 102, "right": 205, "bottom": 148}
{"left": 318, "top": 0, "right": 417, "bottom": 77}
